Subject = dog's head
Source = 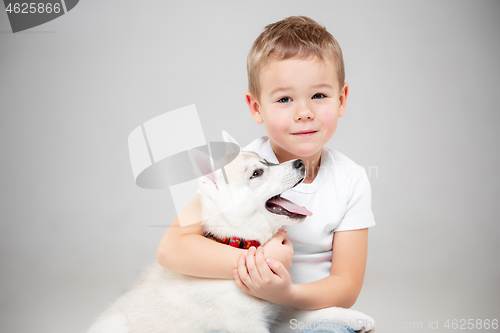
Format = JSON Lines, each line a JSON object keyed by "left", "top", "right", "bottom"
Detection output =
{"left": 191, "top": 132, "right": 312, "bottom": 243}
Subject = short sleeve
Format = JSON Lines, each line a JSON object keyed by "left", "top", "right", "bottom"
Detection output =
{"left": 334, "top": 168, "right": 376, "bottom": 232}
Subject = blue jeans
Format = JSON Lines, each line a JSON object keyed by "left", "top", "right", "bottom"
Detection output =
{"left": 303, "top": 325, "right": 356, "bottom": 333}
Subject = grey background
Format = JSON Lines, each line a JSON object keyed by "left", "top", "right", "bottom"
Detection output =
{"left": 1, "top": 1, "right": 499, "bottom": 332}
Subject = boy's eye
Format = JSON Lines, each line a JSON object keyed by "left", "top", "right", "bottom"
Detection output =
{"left": 277, "top": 97, "right": 291, "bottom": 103}
{"left": 250, "top": 169, "right": 264, "bottom": 179}
{"left": 312, "top": 93, "right": 325, "bottom": 99}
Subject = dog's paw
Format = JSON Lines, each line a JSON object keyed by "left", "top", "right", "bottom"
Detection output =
{"left": 344, "top": 309, "right": 375, "bottom": 332}
{"left": 290, "top": 307, "right": 375, "bottom": 332}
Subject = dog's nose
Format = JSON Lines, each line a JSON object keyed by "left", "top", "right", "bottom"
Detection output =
{"left": 293, "top": 159, "right": 305, "bottom": 170}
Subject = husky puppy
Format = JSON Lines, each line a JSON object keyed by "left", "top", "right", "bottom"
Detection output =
{"left": 87, "top": 132, "right": 374, "bottom": 333}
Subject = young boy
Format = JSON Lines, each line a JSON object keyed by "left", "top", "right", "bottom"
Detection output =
{"left": 157, "top": 16, "right": 375, "bottom": 331}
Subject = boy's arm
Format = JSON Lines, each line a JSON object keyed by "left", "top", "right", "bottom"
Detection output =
{"left": 287, "top": 228, "right": 368, "bottom": 309}
{"left": 157, "top": 193, "right": 293, "bottom": 279}
{"left": 157, "top": 193, "right": 245, "bottom": 279}
{"left": 234, "top": 228, "right": 368, "bottom": 310}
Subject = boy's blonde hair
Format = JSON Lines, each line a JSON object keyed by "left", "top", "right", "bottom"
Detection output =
{"left": 247, "top": 16, "right": 345, "bottom": 102}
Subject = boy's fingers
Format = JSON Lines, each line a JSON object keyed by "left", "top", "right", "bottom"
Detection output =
{"left": 266, "top": 258, "right": 288, "bottom": 279}
{"left": 272, "top": 228, "right": 287, "bottom": 243}
{"left": 245, "top": 247, "right": 262, "bottom": 282}
{"left": 237, "top": 254, "right": 252, "bottom": 287}
{"left": 255, "top": 247, "right": 272, "bottom": 280}
{"left": 233, "top": 268, "right": 251, "bottom": 293}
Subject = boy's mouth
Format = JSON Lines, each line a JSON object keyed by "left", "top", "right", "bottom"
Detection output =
{"left": 292, "top": 130, "right": 317, "bottom": 136}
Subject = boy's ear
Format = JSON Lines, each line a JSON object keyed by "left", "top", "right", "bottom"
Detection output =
{"left": 338, "top": 82, "right": 349, "bottom": 118}
{"left": 245, "top": 91, "right": 264, "bottom": 124}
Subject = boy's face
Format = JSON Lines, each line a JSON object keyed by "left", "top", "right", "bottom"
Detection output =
{"left": 246, "top": 56, "right": 348, "bottom": 160}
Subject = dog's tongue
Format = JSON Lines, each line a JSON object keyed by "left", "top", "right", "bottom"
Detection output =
{"left": 268, "top": 197, "right": 312, "bottom": 216}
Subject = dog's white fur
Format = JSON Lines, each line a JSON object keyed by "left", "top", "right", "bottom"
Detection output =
{"left": 87, "top": 132, "right": 375, "bottom": 333}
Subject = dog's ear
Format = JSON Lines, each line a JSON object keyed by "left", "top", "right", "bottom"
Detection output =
{"left": 187, "top": 149, "right": 218, "bottom": 191}
{"left": 222, "top": 131, "right": 239, "bottom": 147}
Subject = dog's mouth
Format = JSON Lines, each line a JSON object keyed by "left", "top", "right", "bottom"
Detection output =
{"left": 293, "top": 178, "right": 303, "bottom": 188}
{"left": 265, "top": 194, "right": 312, "bottom": 219}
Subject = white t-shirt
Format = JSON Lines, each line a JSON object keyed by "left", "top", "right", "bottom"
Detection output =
{"left": 242, "top": 137, "right": 376, "bottom": 284}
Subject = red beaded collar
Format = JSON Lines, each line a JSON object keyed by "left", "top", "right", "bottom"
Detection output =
{"left": 204, "top": 232, "right": 261, "bottom": 249}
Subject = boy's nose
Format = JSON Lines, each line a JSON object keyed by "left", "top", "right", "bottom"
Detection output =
{"left": 294, "top": 103, "right": 315, "bottom": 121}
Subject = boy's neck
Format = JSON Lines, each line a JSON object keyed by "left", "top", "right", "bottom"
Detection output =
{"left": 269, "top": 140, "right": 322, "bottom": 184}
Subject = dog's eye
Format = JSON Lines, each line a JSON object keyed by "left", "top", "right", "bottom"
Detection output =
{"left": 250, "top": 169, "right": 264, "bottom": 179}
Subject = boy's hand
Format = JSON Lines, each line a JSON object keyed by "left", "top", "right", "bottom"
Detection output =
{"left": 233, "top": 246, "right": 296, "bottom": 305}
{"left": 262, "top": 228, "right": 293, "bottom": 269}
